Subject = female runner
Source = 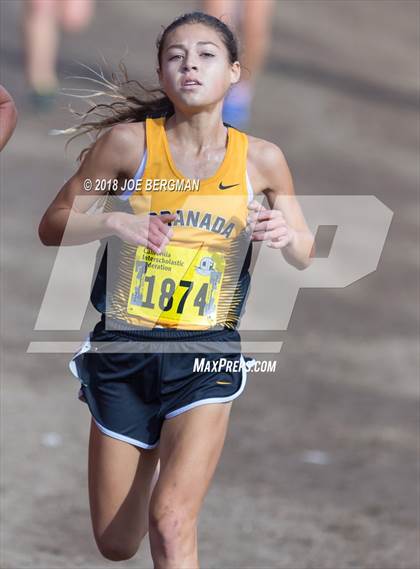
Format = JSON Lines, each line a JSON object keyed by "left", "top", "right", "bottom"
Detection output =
{"left": 39, "top": 11, "right": 314, "bottom": 569}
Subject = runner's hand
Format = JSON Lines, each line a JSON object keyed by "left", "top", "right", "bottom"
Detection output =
{"left": 247, "top": 200, "right": 296, "bottom": 249}
{"left": 106, "top": 212, "right": 177, "bottom": 253}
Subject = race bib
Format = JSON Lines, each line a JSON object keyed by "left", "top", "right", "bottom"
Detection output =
{"left": 127, "top": 245, "right": 225, "bottom": 327}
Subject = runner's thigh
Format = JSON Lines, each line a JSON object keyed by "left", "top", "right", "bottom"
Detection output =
{"left": 150, "top": 402, "right": 232, "bottom": 522}
{"left": 88, "top": 418, "right": 160, "bottom": 553}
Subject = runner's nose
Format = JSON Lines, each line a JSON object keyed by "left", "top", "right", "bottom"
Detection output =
{"left": 182, "top": 55, "right": 198, "bottom": 71}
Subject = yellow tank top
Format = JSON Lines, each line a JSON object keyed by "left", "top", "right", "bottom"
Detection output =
{"left": 98, "top": 116, "right": 252, "bottom": 330}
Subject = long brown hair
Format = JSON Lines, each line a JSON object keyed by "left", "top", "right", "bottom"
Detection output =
{"left": 62, "top": 11, "right": 239, "bottom": 161}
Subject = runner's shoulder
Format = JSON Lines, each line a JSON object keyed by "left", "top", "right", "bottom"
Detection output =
{"left": 107, "top": 121, "right": 145, "bottom": 145}
{"left": 103, "top": 122, "right": 145, "bottom": 159}
{"left": 247, "top": 135, "right": 289, "bottom": 187}
{"left": 87, "top": 121, "right": 146, "bottom": 177}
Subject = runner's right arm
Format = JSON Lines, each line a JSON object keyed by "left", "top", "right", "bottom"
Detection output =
{"left": 38, "top": 124, "right": 176, "bottom": 251}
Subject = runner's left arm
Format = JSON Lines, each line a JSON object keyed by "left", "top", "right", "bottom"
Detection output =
{"left": 248, "top": 141, "right": 315, "bottom": 270}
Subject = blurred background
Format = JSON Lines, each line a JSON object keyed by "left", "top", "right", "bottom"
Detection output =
{"left": 1, "top": 1, "right": 419, "bottom": 568}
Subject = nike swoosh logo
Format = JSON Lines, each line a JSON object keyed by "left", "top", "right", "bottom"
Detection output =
{"left": 219, "top": 182, "right": 240, "bottom": 190}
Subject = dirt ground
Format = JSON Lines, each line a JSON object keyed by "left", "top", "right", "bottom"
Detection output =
{"left": 1, "top": 1, "right": 419, "bottom": 568}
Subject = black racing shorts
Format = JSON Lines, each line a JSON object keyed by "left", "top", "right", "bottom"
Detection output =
{"left": 69, "top": 316, "right": 254, "bottom": 449}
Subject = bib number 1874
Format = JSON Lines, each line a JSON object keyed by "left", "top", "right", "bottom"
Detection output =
{"left": 127, "top": 245, "right": 225, "bottom": 326}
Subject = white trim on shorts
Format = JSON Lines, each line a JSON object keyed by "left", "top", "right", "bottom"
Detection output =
{"left": 164, "top": 354, "right": 248, "bottom": 420}
{"left": 68, "top": 334, "right": 91, "bottom": 378}
{"left": 92, "top": 417, "right": 160, "bottom": 450}
{"left": 69, "top": 338, "right": 160, "bottom": 449}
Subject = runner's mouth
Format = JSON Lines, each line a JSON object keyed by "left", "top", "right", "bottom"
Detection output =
{"left": 181, "top": 78, "right": 202, "bottom": 89}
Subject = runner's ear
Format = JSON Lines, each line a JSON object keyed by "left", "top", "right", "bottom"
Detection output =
{"left": 230, "top": 61, "right": 241, "bottom": 86}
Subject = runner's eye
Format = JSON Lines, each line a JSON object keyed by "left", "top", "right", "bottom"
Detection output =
{"left": 201, "top": 53, "right": 215, "bottom": 58}
{"left": 169, "top": 54, "right": 183, "bottom": 61}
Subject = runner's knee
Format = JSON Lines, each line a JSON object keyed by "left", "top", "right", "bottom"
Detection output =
{"left": 149, "top": 503, "right": 197, "bottom": 548}
{"left": 96, "top": 537, "right": 139, "bottom": 562}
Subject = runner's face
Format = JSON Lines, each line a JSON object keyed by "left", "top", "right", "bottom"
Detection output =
{"left": 158, "top": 23, "right": 240, "bottom": 112}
